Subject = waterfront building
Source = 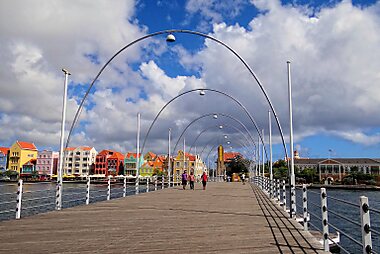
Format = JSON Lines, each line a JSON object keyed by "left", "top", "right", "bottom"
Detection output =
{"left": 0, "top": 147, "right": 9, "bottom": 172}
{"left": 21, "top": 159, "right": 37, "bottom": 178}
{"left": 63, "top": 146, "right": 97, "bottom": 177}
{"left": 140, "top": 152, "right": 165, "bottom": 177}
{"left": 36, "top": 150, "right": 58, "bottom": 179}
{"left": 95, "top": 150, "right": 124, "bottom": 177}
{"left": 9, "top": 141, "right": 38, "bottom": 174}
{"left": 173, "top": 150, "right": 207, "bottom": 180}
{"left": 294, "top": 158, "right": 380, "bottom": 182}
{"left": 124, "top": 152, "right": 143, "bottom": 176}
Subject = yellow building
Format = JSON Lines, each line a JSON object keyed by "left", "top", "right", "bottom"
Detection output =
{"left": 173, "top": 150, "right": 207, "bottom": 181}
{"left": 9, "top": 141, "right": 38, "bottom": 173}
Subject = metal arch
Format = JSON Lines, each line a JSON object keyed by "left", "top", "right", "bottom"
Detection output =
{"left": 65, "top": 29, "right": 288, "bottom": 161}
{"left": 140, "top": 88, "right": 268, "bottom": 159}
{"left": 171, "top": 112, "right": 257, "bottom": 157}
{"left": 188, "top": 124, "right": 254, "bottom": 155}
{"left": 194, "top": 124, "right": 254, "bottom": 159}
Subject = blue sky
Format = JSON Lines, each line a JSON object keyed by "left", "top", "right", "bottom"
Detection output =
{"left": 1, "top": 0, "right": 380, "bottom": 161}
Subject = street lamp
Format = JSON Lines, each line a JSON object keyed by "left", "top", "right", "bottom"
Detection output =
{"left": 56, "top": 68, "right": 70, "bottom": 211}
{"left": 166, "top": 33, "right": 175, "bottom": 42}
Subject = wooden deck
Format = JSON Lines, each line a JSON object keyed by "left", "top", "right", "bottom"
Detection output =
{"left": 0, "top": 182, "right": 328, "bottom": 253}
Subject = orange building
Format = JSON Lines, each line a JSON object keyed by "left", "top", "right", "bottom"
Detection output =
{"left": 95, "top": 150, "right": 124, "bottom": 176}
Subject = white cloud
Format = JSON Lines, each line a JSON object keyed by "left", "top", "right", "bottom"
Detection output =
{"left": 2, "top": 0, "right": 380, "bottom": 157}
{"left": 179, "top": 0, "right": 380, "bottom": 148}
{"left": 0, "top": 0, "right": 146, "bottom": 151}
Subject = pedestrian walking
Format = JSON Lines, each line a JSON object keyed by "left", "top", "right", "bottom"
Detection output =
{"left": 181, "top": 170, "right": 188, "bottom": 190}
{"left": 201, "top": 171, "right": 208, "bottom": 190}
{"left": 241, "top": 173, "right": 246, "bottom": 185}
{"left": 189, "top": 171, "right": 195, "bottom": 190}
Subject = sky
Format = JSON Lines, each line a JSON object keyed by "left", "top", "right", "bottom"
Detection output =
{"left": 1, "top": 0, "right": 380, "bottom": 162}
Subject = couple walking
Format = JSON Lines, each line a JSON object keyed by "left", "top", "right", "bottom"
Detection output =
{"left": 181, "top": 171, "right": 208, "bottom": 190}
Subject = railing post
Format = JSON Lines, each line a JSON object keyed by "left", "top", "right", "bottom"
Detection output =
{"left": 282, "top": 180, "right": 287, "bottom": 212}
{"left": 162, "top": 175, "right": 164, "bottom": 189}
{"left": 123, "top": 176, "right": 127, "bottom": 198}
{"left": 15, "top": 179, "right": 23, "bottom": 220}
{"left": 146, "top": 178, "right": 149, "bottom": 193}
{"left": 270, "top": 178, "right": 273, "bottom": 199}
{"left": 277, "top": 179, "right": 280, "bottom": 203}
{"left": 107, "top": 176, "right": 111, "bottom": 201}
{"left": 302, "top": 184, "right": 308, "bottom": 231}
{"left": 135, "top": 176, "right": 139, "bottom": 195}
{"left": 154, "top": 176, "right": 158, "bottom": 191}
{"left": 360, "top": 196, "right": 372, "bottom": 254}
{"left": 86, "top": 177, "right": 90, "bottom": 205}
{"left": 55, "top": 180, "right": 61, "bottom": 210}
{"left": 321, "top": 188, "right": 329, "bottom": 252}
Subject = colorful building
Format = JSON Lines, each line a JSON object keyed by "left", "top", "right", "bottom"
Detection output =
{"left": 63, "top": 146, "right": 97, "bottom": 177}
{"left": 36, "top": 150, "right": 58, "bottom": 178}
{"left": 0, "top": 147, "right": 9, "bottom": 172}
{"left": 140, "top": 152, "right": 165, "bottom": 177}
{"left": 95, "top": 150, "right": 124, "bottom": 177}
{"left": 9, "top": 141, "right": 38, "bottom": 174}
{"left": 173, "top": 150, "right": 207, "bottom": 181}
{"left": 124, "top": 152, "right": 143, "bottom": 176}
{"left": 21, "top": 159, "right": 37, "bottom": 178}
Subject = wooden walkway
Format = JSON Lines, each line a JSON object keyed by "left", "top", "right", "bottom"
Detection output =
{"left": 0, "top": 182, "right": 328, "bottom": 254}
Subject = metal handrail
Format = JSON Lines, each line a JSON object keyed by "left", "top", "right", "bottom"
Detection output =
{"left": 22, "top": 202, "right": 55, "bottom": 211}
{"left": 0, "top": 200, "right": 16, "bottom": 205}
{"left": 307, "top": 189, "right": 320, "bottom": 195}
{"left": 0, "top": 209, "right": 15, "bottom": 214}
{"left": 63, "top": 186, "right": 86, "bottom": 190}
{"left": 22, "top": 189, "right": 55, "bottom": 194}
{"left": 328, "top": 209, "right": 361, "bottom": 227}
{"left": 23, "top": 196, "right": 55, "bottom": 203}
{"left": 369, "top": 207, "right": 380, "bottom": 215}
{"left": 62, "top": 198, "right": 85, "bottom": 204}
{"left": 328, "top": 195, "right": 360, "bottom": 208}
{"left": 327, "top": 235, "right": 350, "bottom": 254}
{"left": 308, "top": 210, "right": 322, "bottom": 221}
{"left": 328, "top": 222, "right": 363, "bottom": 249}
{"left": 62, "top": 192, "right": 86, "bottom": 198}
{"left": 0, "top": 192, "right": 16, "bottom": 197}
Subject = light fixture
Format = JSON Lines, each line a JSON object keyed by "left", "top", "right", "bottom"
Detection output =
{"left": 213, "top": 114, "right": 218, "bottom": 119}
{"left": 224, "top": 135, "right": 228, "bottom": 139}
{"left": 199, "top": 90, "right": 205, "bottom": 96}
{"left": 219, "top": 125, "right": 223, "bottom": 129}
{"left": 166, "top": 33, "right": 175, "bottom": 42}
{"left": 227, "top": 141, "right": 231, "bottom": 145}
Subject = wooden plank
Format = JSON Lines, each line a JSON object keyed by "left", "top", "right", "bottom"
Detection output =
{"left": 0, "top": 182, "right": 328, "bottom": 253}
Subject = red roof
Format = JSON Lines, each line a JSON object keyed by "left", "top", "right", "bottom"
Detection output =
{"left": 108, "top": 151, "right": 124, "bottom": 160}
{"left": 80, "top": 146, "right": 93, "bottom": 151}
{"left": 146, "top": 152, "right": 157, "bottom": 159}
{"left": 65, "top": 147, "right": 76, "bottom": 151}
{"left": 224, "top": 152, "right": 242, "bottom": 161}
{"left": 17, "top": 141, "right": 37, "bottom": 151}
{"left": 0, "top": 147, "right": 9, "bottom": 155}
{"left": 185, "top": 152, "right": 196, "bottom": 161}
{"left": 125, "top": 152, "right": 140, "bottom": 158}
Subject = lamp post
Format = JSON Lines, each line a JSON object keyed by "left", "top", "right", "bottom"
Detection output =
{"left": 269, "top": 110, "right": 273, "bottom": 198}
{"left": 168, "top": 128, "right": 171, "bottom": 187}
{"left": 56, "top": 68, "right": 70, "bottom": 211}
{"left": 135, "top": 112, "right": 141, "bottom": 195}
{"left": 287, "top": 61, "right": 296, "bottom": 217}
